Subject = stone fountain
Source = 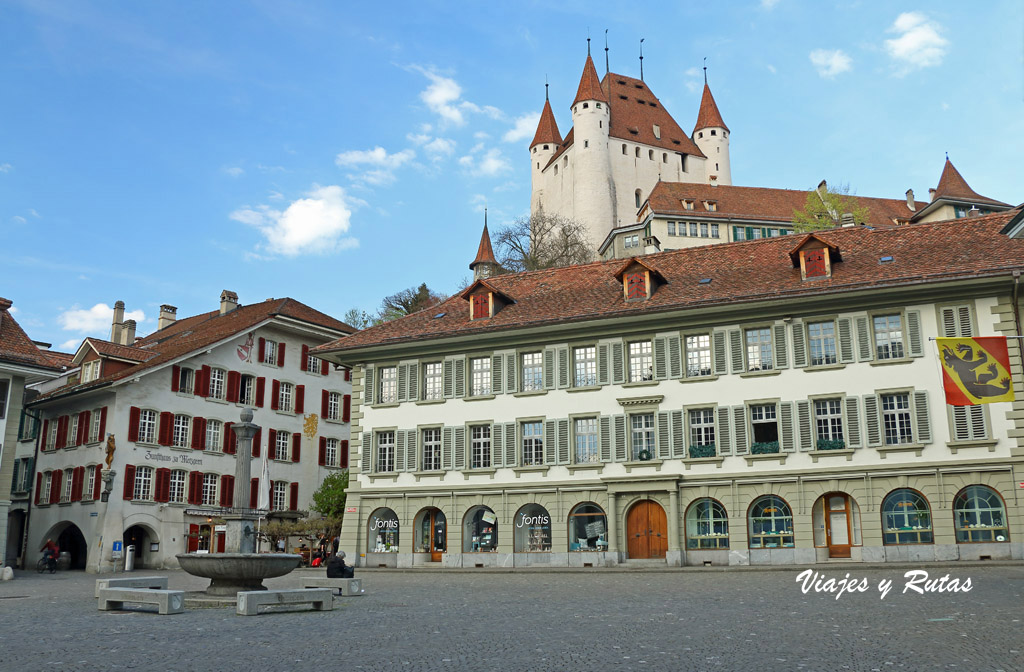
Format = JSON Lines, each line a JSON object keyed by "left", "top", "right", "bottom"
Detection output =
{"left": 177, "top": 408, "right": 300, "bottom": 596}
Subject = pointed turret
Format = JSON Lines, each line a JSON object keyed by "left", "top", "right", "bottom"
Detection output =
{"left": 470, "top": 212, "right": 499, "bottom": 281}
{"left": 530, "top": 97, "right": 562, "bottom": 148}
{"left": 911, "top": 157, "right": 1011, "bottom": 223}
{"left": 933, "top": 158, "right": 998, "bottom": 204}
{"left": 693, "top": 83, "right": 729, "bottom": 134}
{"left": 572, "top": 54, "right": 607, "bottom": 107}
{"left": 691, "top": 79, "right": 732, "bottom": 186}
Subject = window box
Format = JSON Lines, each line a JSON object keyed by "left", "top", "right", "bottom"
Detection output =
{"left": 689, "top": 443, "right": 716, "bottom": 459}
{"left": 816, "top": 438, "right": 846, "bottom": 451}
{"left": 750, "top": 441, "right": 780, "bottom": 455}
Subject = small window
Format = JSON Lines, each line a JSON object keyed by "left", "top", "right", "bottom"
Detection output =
{"left": 698, "top": 131, "right": 703, "bottom": 139}
{"left": 138, "top": 410, "right": 158, "bottom": 444}
{"left": 662, "top": 153, "right": 667, "bottom": 163}
{"left": 690, "top": 222, "right": 698, "bottom": 236}
{"left": 582, "top": 102, "right": 589, "bottom": 109}
{"left": 627, "top": 341, "right": 653, "bottom": 382}
{"left": 172, "top": 414, "right": 191, "bottom": 448}
{"left": 239, "top": 374, "right": 255, "bottom": 405}
{"left": 745, "top": 328, "right": 774, "bottom": 371}
{"left": 667, "top": 222, "right": 676, "bottom": 236}
{"left": 648, "top": 149, "right": 654, "bottom": 160}
{"left": 277, "top": 382, "right": 293, "bottom": 412}
{"left": 422, "top": 428, "right": 442, "bottom": 471}
{"left": 470, "top": 357, "right": 491, "bottom": 396}
{"left": 813, "top": 398, "right": 844, "bottom": 449}
{"left": 378, "top": 366, "right": 398, "bottom": 404}
{"left": 543, "top": 144, "right": 549, "bottom": 150}
{"left": 133, "top": 466, "right": 154, "bottom": 501}
{"left": 652, "top": 124, "right": 661, "bottom": 139}
{"left": 686, "top": 499, "right": 728, "bottom": 548}
{"left": 704, "top": 201, "right": 717, "bottom": 212}
{"left": 584, "top": 140, "right": 589, "bottom": 148}
{"left": 700, "top": 223, "right": 709, "bottom": 238}
{"left": 521, "top": 352, "right": 543, "bottom": 392}
{"left": 807, "top": 321, "right": 837, "bottom": 366}
{"left": 635, "top": 189, "right": 642, "bottom": 209}
{"left": 873, "top": 315, "right": 904, "bottom": 359}
{"left": 635, "top": 147, "right": 640, "bottom": 158}
{"left": 625, "top": 272, "right": 647, "bottom": 301}
{"left": 596, "top": 102, "right": 601, "bottom": 109}
{"left": 471, "top": 294, "right": 489, "bottom": 320}
{"left": 710, "top": 130, "right": 717, "bottom": 136}
{"left": 202, "top": 473, "right": 219, "bottom": 506}
{"left": 685, "top": 334, "right": 712, "bottom": 378}
{"left": 553, "top": 165, "right": 558, "bottom": 175}
{"left": 471, "top": 425, "right": 492, "bottom": 469}
{"left": 881, "top": 393, "right": 912, "bottom": 445}
{"left": 622, "top": 144, "right": 627, "bottom": 155}
{"left": 750, "top": 403, "right": 779, "bottom": 451}
{"left": 573, "top": 346, "right": 597, "bottom": 387}
{"left": 205, "top": 420, "right": 223, "bottom": 452}
{"left": 177, "top": 367, "right": 194, "bottom": 394}
{"left": 682, "top": 200, "right": 694, "bottom": 211}
{"left": 711, "top": 224, "right": 720, "bottom": 238}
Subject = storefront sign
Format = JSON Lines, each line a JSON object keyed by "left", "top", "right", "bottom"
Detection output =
{"left": 516, "top": 513, "right": 550, "bottom": 528}
{"left": 370, "top": 518, "right": 398, "bottom": 529}
{"left": 346, "top": 507, "right": 357, "bottom": 513}
{"left": 145, "top": 451, "right": 203, "bottom": 467}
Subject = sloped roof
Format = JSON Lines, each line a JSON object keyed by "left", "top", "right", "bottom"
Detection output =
{"left": 572, "top": 54, "right": 607, "bottom": 106}
{"left": 530, "top": 98, "right": 562, "bottom": 148}
{"left": 315, "top": 211, "right": 1022, "bottom": 355}
{"left": 35, "top": 298, "right": 354, "bottom": 401}
{"left": 645, "top": 181, "right": 925, "bottom": 227}
{"left": 0, "top": 298, "right": 65, "bottom": 372}
{"left": 693, "top": 82, "right": 729, "bottom": 133}
{"left": 930, "top": 158, "right": 1008, "bottom": 207}
{"left": 469, "top": 223, "right": 498, "bottom": 270}
{"left": 78, "top": 337, "right": 158, "bottom": 364}
{"left": 603, "top": 73, "right": 704, "bottom": 158}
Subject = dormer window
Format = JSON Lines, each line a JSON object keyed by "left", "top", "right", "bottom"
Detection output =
{"left": 81, "top": 360, "right": 101, "bottom": 383}
{"left": 653, "top": 124, "right": 661, "bottom": 139}
{"left": 472, "top": 294, "right": 490, "bottom": 320}
{"left": 615, "top": 259, "right": 665, "bottom": 302}
{"left": 789, "top": 234, "right": 841, "bottom": 281}
{"left": 626, "top": 272, "right": 647, "bottom": 300}
{"left": 682, "top": 200, "right": 695, "bottom": 211}
{"left": 804, "top": 250, "right": 827, "bottom": 278}
{"left": 582, "top": 102, "right": 589, "bottom": 109}
{"left": 704, "top": 201, "right": 717, "bottom": 212}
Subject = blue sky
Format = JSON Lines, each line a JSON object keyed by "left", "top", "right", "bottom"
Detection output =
{"left": 2, "top": 1, "right": 1022, "bottom": 351}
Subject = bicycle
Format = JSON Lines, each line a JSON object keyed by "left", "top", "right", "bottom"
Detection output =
{"left": 36, "top": 555, "right": 57, "bottom": 574}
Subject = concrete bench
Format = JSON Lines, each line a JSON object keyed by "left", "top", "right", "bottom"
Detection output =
{"left": 95, "top": 575, "right": 168, "bottom": 598}
{"left": 236, "top": 589, "right": 334, "bottom": 616}
{"left": 98, "top": 587, "right": 184, "bottom": 615}
{"left": 298, "top": 577, "right": 364, "bottom": 596}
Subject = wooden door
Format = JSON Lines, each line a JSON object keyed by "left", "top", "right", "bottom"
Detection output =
{"left": 431, "top": 510, "right": 447, "bottom": 562}
{"left": 824, "top": 494, "right": 852, "bottom": 558}
{"left": 626, "top": 500, "right": 668, "bottom": 559}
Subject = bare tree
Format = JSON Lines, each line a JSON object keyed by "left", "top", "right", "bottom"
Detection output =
{"left": 377, "top": 283, "right": 447, "bottom": 322}
{"left": 493, "top": 212, "right": 593, "bottom": 273}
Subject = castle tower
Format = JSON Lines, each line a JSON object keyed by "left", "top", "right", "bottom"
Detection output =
{"left": 529, "top": 86, "right": 562, "bottom": 215}
{"left": 570, "top": 50, "right": 615, "bottom": 251}
{"left": 692, "top": 79, "right": 731, "bottom": 186}
{"left": 469, "top": 211, "right": 500, "bottom": 281}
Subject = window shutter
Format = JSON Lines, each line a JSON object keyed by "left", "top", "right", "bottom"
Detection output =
{"left": 295, "top": 385, "right": 305, "bottom": 413}
{"left": 544, "top": 420, "right": 556, "bottom": 464}
{"left": 656, "top": 411, "right": 670, "bottom": 458}
{"left": 668, "top": 335, "right": 682, "bottom": 379}
{"left": 837, "top": 318, "right": 854, "bottom": 364}
{"left": 455, "top": 359, "right": 466, "bottom": 397}
{"left": 732, "top": 406, "right": 748, "bottom": 455}
{"left": 71, "top": 467, "right": 82, "bottom": 501}
{"left": 504, "top": 424, "right": 516, "bottom": 467}
{"left": 613, "top": 415, "right": 626, "bottom": 461}
{"left": 773, "top": 324, "right": 789, "bottom": 369}
{"left": 270, "top": 380, "right": 280, "bottom": 410}
{"left": 597, "top": 344, "right": 610, "bottom": 385}
{"left": 491, "top": 355, "right": 504, "bottom": 394}
{"left": 171, "top": 365, "right": 180, "bottom": 392}
{"left": 128, "top": 407, "right": 140, "bottom": 442}
{"left": 321, "top": 389, "right": 329, "bottom": 417}
{"left": 492, "top": 423, "right": 504, "bottom": 468}
{"left": 322, "top": 360, "right": 329, "bottom": 376}
{"left": 288, "top": 482, "right": 298, "bottom": 511}
{"left": 671, "top": 410, "right": 685, "bottom": 458}
{"left": 340, "top": 439, "right": 349, "bottom": 468}
{"left": 268, "top": 429, "right": 277, "bottom": 458}
{"left": 405, "top": 430, "right": 416, "bottom": 472}
{"left": 611, "top": 342, "right": 625, "bottom": 384}
{"left": 444, "top": 360, "right": 455, "bottom": 398}
{"left": 278, "top": 343, "right": 285, "bottom": 367}
{"left": 155, "top": 468, "right": 170, "bottom": 503}
{"left": 864, "top": 395, "right": 882, "bottom": 447}
{"left": 454, "top": 427, "right": 466, "bottom": 470}
{"left": 93, "top": 467, "right": 102, "bottom": 499}
{"left": 342, "top": 395, "right": 351, "bottom": 423}
{"left": 557, "top": 419, "right": 569, "bottom": 464}
{"left": 291, "top": 433, "right": 300, "bottom": 462}
{"left": 952, "top": 406, "right": 988, "bottom": 441}
{"left": 200, "top": 365, "right": 211, "bottom": 397}
{"left": 251, "top": 428, "right": 260, "bottom": 457}
{"left": 845, "top": 396, "right": 862, "bottom": 448}
{"left": 913, "top": 390, "right": 931, "bottom": 444}
{"left": 363, "top": 432, "right": 374, "bottom": 472}
{"left": 406, "top": 363, "right": 419, "bottom": 402}
{"left": 224, "top": 423, "right": 235, "bottom": 455}
{"left": 543, "top": 349, "right": 556, "bottom": 389}
{"left": 711, "top": 331, "right": 728, "bottom": 376}
{"left": 41, "top": 418, "right": 49, "bottom": 450}
{"left": 397, "top": 365, "right": 408, "bottom": 403}
{"left": 505, "top": 353, "right": 516, "bottom": 393}
{"left": 396, "top": 431, "right": 406, "bottom": 471}
{"left": 50, "top": 470, "right": 61, "bottom": 504}
{"left": 792, "top": 323, "right": 807, "bottom": 368}
{"left": 258, "top": 338, "right": 266, "bottom": 363}
{"left": 158, "top": 412, "right": 173, "bottom": 446}
{"left": 220, "top": 474, "right": 232, "bottom": 507}
{"left": 796, "top": 400, "right": 813, "bottom": 451}
{"left": 558, "top": 348, "right": 569, "bottom": 388}
{"left": 729, "top": 329, "right": 743, "bottom": 374}
{"left": 599, "top": 417, "right": 611, "bottom": 462}
{"left": 654, "top": 337, "right": 668, "bottom": 380}
{"left": 250, "top": 478, "right": 259, "bottom": 508}
{"left": 318, "top": 437, "right": 327, "bottom": 466}
{"left": 779, "top": 402, "right": 795, "bottom": 452}
{"left": 906, "top": 310, "right": 924, "bottom": 357}
{"left": 227, "top": 371, "right": 240, "bottom": 403}
{"left": 192, "top": 417, "right": 204, "bottom": 450}
{"left": 123, "top": 465, "right": 136, "bottom": 500}
{"left": 364, "top": 365, "right": 375, "bottom": 404}
{"left": 256, "top": 377, "right": 265, "bottom": 408}
{"left": 76, "top": 411, "right": 86, "bottom": 445}
{"left": 300, "top": 345, "right": 309, "bottom": 372}
{"left": 441, "top": 427, "right": 453, "bottom": 470}
{"left": 856, "top": 317, "right": 873, "bottom": 361}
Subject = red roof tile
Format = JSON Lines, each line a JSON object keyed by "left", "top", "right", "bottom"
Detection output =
{"left": 693, "top": 83, "right": 729, "bottom": 133}
{"left": 82, "top": 338, "right": 159, "bottom": 363}
{"left": 573, "top": 54, "right": 607, "bottom": 106}
{"left": 0, "top": 298, "right": 65, "bottom": 371}
{"left": 603, "top": 73, "right": 704, "bottom": 158}
{"left": 931, "top": 158, "right": 1008, "bottom": 207}
{"left": 315, "top": 211, "right": 1023, "bottom": 355}
{"left": 530, "top": 99, "right": 562, "bottom": 148}
{"left": 470, "top": 223, "right": 498, "bottom": 270}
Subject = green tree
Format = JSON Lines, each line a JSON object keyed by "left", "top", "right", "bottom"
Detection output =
{"left": 258, "top": 519, "right": 301, "bottom": 551}
{"left": 792, "top": 182, "right": 871, "bottom": 233}
{"left": 376, "top": 283, "right": 446, "bottom": 322}
{"left": 309, "top": 470, "right": 349, "bottom": 539}
{"left": 494, "top": 211, "right": 592, "bottom": 273}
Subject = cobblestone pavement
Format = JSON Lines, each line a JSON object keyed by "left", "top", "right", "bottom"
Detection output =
{"left": 2, "top": 564, "right": 1023, "bottom": 672}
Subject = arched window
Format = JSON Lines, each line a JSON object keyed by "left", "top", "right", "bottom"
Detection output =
{"left": 568, "top": 502, "right": 607, "bottom": 551}
{"left": 662, "top": 153, "right": 667, "bottom": 163}
{"left": 513, "top": 504, "right": 551, "bottom": 552}
{"left": 685, "top": 498, "right": 729, "bottom": 549}
{"left": 553, "top": 165, "right": 558, "bottom": 176}
{"left": 635, "top": 147, "right": 640, "bottom": 158}
{"left": 622, "top": 144, "right": 627, "bottom": 155}
{"left": 954, "top": 485, "right": 1009, "bottom": 543}
{"left": 582, "top": 102, "right": 589, "bottom": 109}
{"left": 463, "top": 505, "right": 498, "bottom": 552}
{"left": 648, "top": 149, "right": 654, "bottom": 160}
{"left": 882, "top": 489, "right": 933, "bottom": 545}
{"left": 748, "top": 495, "right": 794, "bottom": 548}
{"left": 368, "top": 507, "right": 400, "bottom": 553}
{"left": 635, "top": 189, "right": 642, "bottom": 209}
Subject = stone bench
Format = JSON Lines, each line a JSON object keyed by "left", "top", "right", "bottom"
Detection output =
{"left": 98, "top": 588, "right": 184, "bottom": 615}
{"left": 236, "top": 589, "right": 334, "bottom": 616}
{"left": 95, "top": 575, "right": 168, "bottom": 598}
{"left": 298, "top": 577, "right": 364, "bottom": 596}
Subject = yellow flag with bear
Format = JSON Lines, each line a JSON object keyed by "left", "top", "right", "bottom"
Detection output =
{"left": 937, "top": 337, "right": 1014, "bottom": 406}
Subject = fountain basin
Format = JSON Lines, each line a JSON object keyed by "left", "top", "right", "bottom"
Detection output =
{"left": 176, "top": 553, "right": 301, "bottom": 596}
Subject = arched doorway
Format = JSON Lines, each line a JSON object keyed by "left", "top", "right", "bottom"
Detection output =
{"left": 41, "top": 522, "right": 87, "bottom": 570}
{"left": 812, "top": 493, "right": 861, "bottom": 558}
{"left": 626, "top": 500, "right": 667, "bottom": 559}
{"left": 123, "top": 525, "right": 158, "bottom": 569}
{"left": 6, "top": 510, "right": 26, "bottom": 566}
{"left": 414, "top": 508, "right": 447, "bottom": 562}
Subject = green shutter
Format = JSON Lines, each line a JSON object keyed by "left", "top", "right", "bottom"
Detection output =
{"left": 913, "top": 391, "right": 931, "bottom": 444}
{"left": 732, "top": 406, "right": 748, "bottom": 455}
{"left": 792, "top": 322, "right": 808, "bottom": 368}
{"left": 454, "top": 426, "right": 465, "bottom": 470}
{"left": 657, "top": 411, "right": 670, "bottom": 459}
{"left": 599, "top": 416, "right": 611, "bottom": 462}
{"left": 668, "top": 335, "right": 682, "bottom": 379}
{"left": 906, "top": 310, "right": 924, "bottom": 357}
{"left": 837, "top": 318, "right": 854, "bottom": 364}
{"left": 611, "top": 342, "right": 625, "bottom": 384}
{"left": 729, "top": 329, "right": 744, "bottom": 374}
{"left": 613, "top": 415, "right": 626, "bottom": 461}
{"left": 557, "top": 419, "right": 569, "bottom": 464}
{"left": 491, "top": 354, "right": 503, "bottom": 395}
{"left": 712, "top": 331, "right": 728, "bottom": 376}
{"left": 796, "top": 400, "right": 813, "bottom": 451}
{"left": 780, "top": 402, "right": 795, "bottom": 452}
{"left": 504, "top": 424, "right": 517, "bottom": 467}
{"left": 363, "top": 365, "right": 375, "bottom": 404}
{"left": 544, "top": 420, "right": 556, "bottom": 464}
{"left": 855, "top": 317, "right": 873, "bottom": 361}
{"left": 671, "top": 410, "right": 685, "bottom": 458}
{"left": 773, "top": 324, "right": 788, "bottom": 369}
{"left": 864, "top": 395, "right": 881, "bottom": 447}
{"left": 716, "top": 406, "right": 732, "bottom": 455}
{"left": 845, "top": 397, "right": 861, "bottom": 449}
{"left": 654, "top": 337, "right": 668, "bottom": 380}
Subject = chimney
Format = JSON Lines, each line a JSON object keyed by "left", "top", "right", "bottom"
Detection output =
{"left": 967, "top": 206, "right": 982, "bottom": 218}
{"left": 121, "top": 319, "right": 137, "bottom": 345}
{"left": 928, "top": 188, "right": 936, "bottom": 202}
{"left": 158, "top": 305, "right": 177, "bottom": 330}
{"left": 840, "top": 212, "right": 856, "bottom": 228}
{"left": 643, "top": 236, "right": 661, "bottom": 255}
{"left": 0, "top": 297, "right": 12, "bottom": 312}
{"left": 905, "top": 189, "right": 916, "bottom": 212}
{"left": 220, "top": 290, "right": 239, "bottom": 315}
{"left": 816, "top": 180, "right": 828, "bottom": 198}
{"left": 110, "top": 300, "right": 125, "bottom": 343}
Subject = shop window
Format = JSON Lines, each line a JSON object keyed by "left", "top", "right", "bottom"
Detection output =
{"left": 812, "top": 494, "right": 861, "bottom": 547}
{"left": 748, "top": 495, "right": 794, "bottom": 548}
{"left": 368, "top": 507, "right": 400, "bottom": 553}
{"left": 882, "top": 489, "right": 933, "bottom": 545}
{"left": 568, "top": 502, "right": 608, "bottom": 551}
{"left": 873, "top": 314, "right": 905, "bottom": 359}
{"left": 954, "top": 485, "right": 1009, "bottom": 543}
{"left": 415, "top": 508, "right": 447, "bottom": 555}
{"left": 686, "top": 499, "right": 729, "bottom": 549}
{"left": 513, "top": 504, "right": 551, "bottom": 552}
{"left": 463, "top": 505, "right": 498, "bottom": 552}
{"left": 807, "top": 321, "right": 837, "bottom": 366}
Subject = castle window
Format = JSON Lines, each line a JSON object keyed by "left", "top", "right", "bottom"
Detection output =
{"left": 598, "top": 121, "right": 602, "bottom": 128}
{"left": 648, "top": 149, "right": 654, "bottom": 160}
{"left": 635, "top": 147, "right": 640, "bottom": 158}
{"left": 622, "top": 144, "right": 627, "bottom": 154}
{"left": 681, "top": 154, "right": 687, "bottom": 172}
{"left": 532, "top": 147, "right": 536, "bottom": 153}
{"left": 596, "top": 102, "right": 602, "bottom": 109}
{"left": 543, "top": 144, "right": 549, "bottom": 150}
{"left": 553, "top": 165, "right": 558, "bottom": 175}
{"left": 710, "top": 130, "right": 717, "bottom": 136}
{"left": 536, "top": 162, "right": 539, "bottom": 169}
{"left": 698, "top": 131, "right": 703, "bottom": 139}
{"left": 716, "top": 162, "right": 719, "bottom": 171}
{"left": 635, "top": 190, "right": 642, "bottom": 208}
{"left": 662, "top": 153, "right": 667, "bottom": 163}
{"left": 563, "top": 157, "right": 568, "bottom": 166}
{"left": 582, "top": 102, "right": 589, "bottom": 109}
{"left": 584, "top": 140, "right": 589, "bottom": 148}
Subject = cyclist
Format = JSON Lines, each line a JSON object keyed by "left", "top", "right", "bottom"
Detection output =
{"left": 41, "top": 538, "right": 59, "bottom": 570}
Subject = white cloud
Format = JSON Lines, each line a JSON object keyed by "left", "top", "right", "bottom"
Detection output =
{"left": 223, "top": 166, "right": 244, "bottom": 177}
{"left": 231, "top": 184, "right": 359, "bottom": 257}
{"left": 0, "top": 163, "right": 11, "bottom": 173}
{"left": 11, "top": 215, "right": 26, "bottom": 224}
{"left": 809, "top": 49, "right": 852, "bottom": 78}
{"left": 884, "top": 12, "right": 948, "bottom": 75}
{"left": 423, "top": 138, "right": 455, "bottom": 156}
{"left": 256, "top": 164, "right": 287, "bottom": 173}
{"left": 268, "top": 190, "right": 284, "bottom": 201}
{"left": 458, "top": 148, "right": 511, "bottom": 177}
{"left": 411, "top": 66, "right": 503, "bottom": 127}
{"left": 335, "top": 146, "right": 416, "bottom": 186}
{"left": 766, "top": 64, "right": 777, "bottom": 74}
{"left": 503, "top": 112, "right": 541, "bottom": 143}
{"left": 469, "top": 194, "right": 487, "bottom": 212}
{"left": 29, "top": 208, "right": 40, "bottom": 218}
{"left": 59, "top": 339, "right": 81, "bottom": 351}
{"left": 761, "top": 0, "right": 779, "bottom": 8}
{"left": 474, "top": 131, "right": 490, "bottom": 140}
{"left": 59, "top": 303, "right": 146, "bottom": 333}
{"left": 406, "top": 133, "right": 431, "bottom": 145}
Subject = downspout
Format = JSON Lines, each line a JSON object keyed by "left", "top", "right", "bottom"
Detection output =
{"left": 1013, "top": 271, "right": 1021, "bottom": 339}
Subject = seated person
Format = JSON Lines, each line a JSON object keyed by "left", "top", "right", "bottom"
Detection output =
{"left": 326, "top": 551, "right": 355, "bottom": 579}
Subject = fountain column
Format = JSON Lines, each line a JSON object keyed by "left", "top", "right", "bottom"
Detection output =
{"left": 224, "top": 408, "right": 260, "bottom": 554}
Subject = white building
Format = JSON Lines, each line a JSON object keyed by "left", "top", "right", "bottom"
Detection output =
{"left": 26, "top": 291, "right": 353, "bottom": 572}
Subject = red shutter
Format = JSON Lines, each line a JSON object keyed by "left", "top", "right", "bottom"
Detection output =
{"left": 249, "top": 478, "right": 259, "bottom": 508}
{"left": 318, "top": 437, "right": 327, "bottom": 466}
{"left": 224, "top": 423, "right": 234, "bottom": 455}
{"left": 268, "top": 429, "right": 277, "bottom": 458}
{"left": 300, "top": 345, "right": 309, "bottom": 372}
{"left": 270, "top": 380, "right": 280, "bottom": 410}
{"left": 252, "top": 428, "right": 261, "bottom": 458}
{"left": 93, "top": 467, "right": 103, "bottom": 500}
{"left": 199, "top": 365, "right": 211, "bottom": 397}
{"left": 321, "top": 390, "right": 329, "bottom": 417}
{"left": 216, "top": 532, "right": 225, "bottom": 553}
{"left": 128, "top": 407, "right": 140, "bottom": 442}
{"left": 322, "top": 360, "right": 330, "bottom": 376}
{"left": 288, "top": 482, "right": 298, "bottom": 511}
{"left": 295, "top": 385, "right": 305, "bottom": 413}
{"left": 256, "top": 377, "right": 265, "bottom": 408}
{"left": 227, "top": 371, "right": 240, "bottom": 403}
{"left": 192, "top": 417, "right": 204, "bottom": 450}
{"left": 158, "top": 412, "right": 174, "bottom": 446}
{"left": 188, "top": 524, "right": 199, "bottom": 553}
{"left": 278, "top": 343, "right": 285, "bottom": 368}
{"left": 340, "top": 439, "right": 349, "bottom": 468}
{"left": 155, "top": 468, "right": 170, "bottom": 502}
{"left": 76, "top": 412, "right": 86, "bottom": 445}
{"left": 122, "top": 465, "right": 136, "bottom": 500}
{"left": 50, "top": 470, "right": 61, "bottom": 504}
{"left": 220, "top": 474, "right": 233, "bottom": 507}
{"left": 98, "top": 406, "right": 107, "bottom": 440}
{"left": 35, "top": 473, "right": 42, "bottom": 504}
{"left": 171, "top": 365, "right": 180, "bottom": 392}
{"left": 344, "top": 367, "right": 350, "bottom": 381}
{"left": 41, "top": 419, "right": 49, "bottom": 450}
{"left": 291, "top": 433, "right": 301, "bottom": 463}
{"left": 342, "top": 394, "right": 351, "bottom": 423}
{"left": 70, "top": 467, "right": 82, "bottom": 501}
{"left": 55, "top": 416, "right": 65, "bottom": 450}
{"left": 188, "top": 471, "right": 201, "bottom": 505}
{"left": 258, "top": 337, "right": 266, "bottom": 363}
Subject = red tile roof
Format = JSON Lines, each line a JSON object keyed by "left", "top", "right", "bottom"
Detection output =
{"left": 693, "top": 83, "right": 729, "bottom": 133}
{"left": 646, "top": 181, "right": 925, "bottom": 227}
{"left": 0, "top": 298, "right": 65, "bottom": 371}
{"left": 930, "top": 158, "right": 1008, "bottom": 207}
{"left": 470, "top": 223, "right": 497, "bottom": 270}
{"left": 315, "top": 210, "right": 1023, "bottom": 355}
{"left": 573, "top": 54, "right": 607, "bottom": 106}
{"left": 82, "top": 338, "right": 158, "bottom": 363}
{"left": 603, "top": 73, "right": 704, "bottom": 158}
{"left": 530, "top": 99, "right": 562, "bottom": 148}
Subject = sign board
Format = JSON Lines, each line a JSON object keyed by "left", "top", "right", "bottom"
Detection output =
{"left": 346, "top": 507, "right": 357, "bottom": 513}
{"left": 111, "top": 541, "right": 123, "bottom": 559}
{"left": 1019, "top": 482, "right": 1024, "bottom": 489}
